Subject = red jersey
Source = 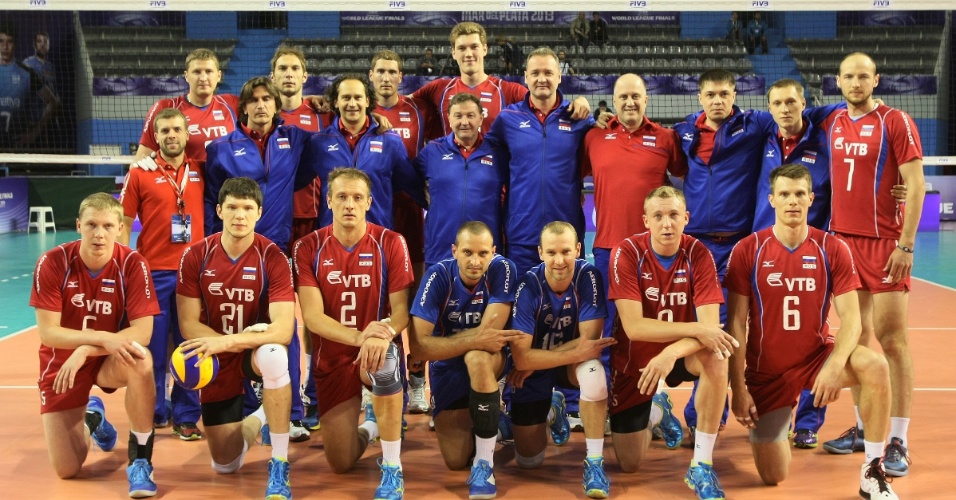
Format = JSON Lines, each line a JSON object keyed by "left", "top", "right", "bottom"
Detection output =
{"left": 31, "top": 241, "right": 160, "bottom": 376}
{"left": 723, "top": 226, "right": 860, "bottom": 377}
{"left": 582, "top": 117, "right": 688, "bottom": 249}
{"left": 374, "top": 95, "right": 434, "bottom": 160}
{"left": 120, "top": 155, "right": 204, "bottom": 270}
{"left": 177, "top": 233, "right": 295, "bottom": 335}
{"left": 824, "top": 104, "right": 922, "bottom": 239}
{"left": 608, "top": 233, "right": 723, "bottom": 375}
{"left": 281, "top": 102, "right": 329, "bottom": 220}
{"left": 412, "top": 76, "right": 526, "bottom": 139}
{"left": 139, "top": 94, "right": 240, "bottom": 162}
{"left": 292, "top": 223, "right": 413, "bottom": 363}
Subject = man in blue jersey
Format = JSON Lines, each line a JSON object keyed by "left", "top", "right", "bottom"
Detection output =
{"left": 408, "top": 221, "right": 522, "bottom": 499}
{"left": 0, "top": 24, "right": 58, "bottom": 149}
{"left": 509, "top": 221, "right": 616, "bottom": 499}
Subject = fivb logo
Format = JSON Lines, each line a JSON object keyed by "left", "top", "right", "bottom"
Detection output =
{"left": 29, "top": 0, "right": 48, "bottom": 6}
{"left": 508, "top": 0, "right": 527, "bottom": 10}
{"left": 148, "top": 0, "right": 167, "bottom": 8}
{"left": 751, "top": 0, "right": 770, "bottom": 8}
{"left": 628, "top": 0, "right": 649, "bottom": 9}
{"left": 387, "top": 0, "right": 407, "bottom": 9}
{"left": 267, "top": 0, "right": 287, "bottom": 8}
{"left": 873, "top": 0, "right": 891, "bottom": 7}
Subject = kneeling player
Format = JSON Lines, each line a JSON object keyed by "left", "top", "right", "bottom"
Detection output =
{"left": 177, "top": 178, "right": 297, "bottom": 500}
{"left": 609, "top": 187, "right": 736, "bottom": 500}
{"left": 725, "top": 165, "right": 897, "bottom": 499}
{"left": 31, "top": 193, "right": 160, "bottom": 498}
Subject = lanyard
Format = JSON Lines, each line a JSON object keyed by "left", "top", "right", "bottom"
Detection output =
{"left": 160, "top": 163, "right": 190, "bottom": 217}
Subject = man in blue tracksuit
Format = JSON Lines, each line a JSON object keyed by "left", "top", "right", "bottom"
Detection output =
{"left": 203, "top": 76, "right": 309, "bottom": 438}
{"left": 415, "top": 93, "right": 506, "bottom": 269}
{"left": 486, "top": 48, "right": 594, "bottom": 274}
{"left": 302, "top": 73, "right": 424, "bottom": 229}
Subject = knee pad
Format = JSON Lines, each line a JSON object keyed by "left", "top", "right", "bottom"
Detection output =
{"left": 749, "top": 406, "right": 792, "bottom": 444}
{"left": 368, "top": 342, "right": 403, "bottom": 396}
{"left": 254, "top": 344, "right": 290, "bottom": 389}
{"left": 210, "top": 441, "right": 247, "bottom": 474}
{"left": 515, "top": 449, "right": 545, "bottom": 469}
{"left": 576, "top": 359, "right": 608, "bottom": 402}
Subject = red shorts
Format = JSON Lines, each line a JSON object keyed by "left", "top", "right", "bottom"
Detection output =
{"left": 392, "top": 192, "right": 424, "bottom": 265}
{"left": 746, "top": 344, "right": 832, "bottom": 416}
{"left": 835, "top": 233, "right": 910, "bottom": 293}
{"left": 312, "top": 333, "right": 365, "bottom": 416}
{"left": 609, "top": 367, "right": 651, "bottom": 416}
{"left": 38, "top": 355, "right": 114, "bottom": 414}
{"left": 200, "top": 351, "right": 254, "bottom": 404}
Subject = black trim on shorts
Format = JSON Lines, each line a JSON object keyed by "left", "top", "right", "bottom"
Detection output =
{"left": 201, "top": 394, "right": 244, "bottom": 426}
{"left": 664, "top": 358, "right": 698, "bottom": 387}
{"left": 510, "top": 398, "right": 552, "bottom": 426}
{"left": 610, "top": 399, "right": 652, "bottom": 434}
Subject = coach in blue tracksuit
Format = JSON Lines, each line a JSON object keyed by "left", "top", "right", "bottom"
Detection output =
{"left": 301, "top": 73, "right": 424, "bottom": 229}
{"left": 486, "top": 48, "right": 594, "bottom": 274}
{"left": 415, "top": 93, "right": 506, "bottom": 269}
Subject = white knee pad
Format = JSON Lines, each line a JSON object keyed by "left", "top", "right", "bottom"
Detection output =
{"left": 210, "top": 441, "right": 248, "bottom": 474}
{"left": 515, "top": 449, "right": 545, "bottom": 469}
{"left": 254, "top": 344, "right": 291, "bottom": 389}
{"left": 576, "top": 359, "right": 608, "bottom": 402}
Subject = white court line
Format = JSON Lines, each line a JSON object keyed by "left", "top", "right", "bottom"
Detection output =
{"left": 0, "top": 326, "right": 35, "bottom": 342}
{"left": 914, "top": 276, "right": 956, "bottom": 293}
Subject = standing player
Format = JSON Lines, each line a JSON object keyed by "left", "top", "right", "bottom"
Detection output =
{"left": 120, "top": 108, "right": 206, "bottom": 440}
{"left": 294, "top": 168, "right": 414, "bottom": 499}
{"left": 609, "top": 187, "right": 734, "bottom": 500}
{"left": 0, "top": 24, "right": 58, "bottom": 148}
{"left": 820, "top": 53, "right": 924, "bottom": 478}
{"left": 725, "top": 164, "right": 898, "bottom": 499}
{"left": 509, "top": 222, "right": 615, "bottom": 499}
{"left": 177, "top": 178, "right": 297, "bottom": 500}
{"left": 407, "top": 221, "right": 521, "bottom": 499}
{"left": 30, "top": 193, "right": 159, "bottom": 498}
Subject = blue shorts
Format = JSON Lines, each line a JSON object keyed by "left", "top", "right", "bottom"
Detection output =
{"left": 429, "top": 357, "right": 470, "bottom": 418}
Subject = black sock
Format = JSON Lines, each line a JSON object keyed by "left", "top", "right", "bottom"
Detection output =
{"left": 128, "top": 431, "right": 155, "bottom": 465}
{"left": 409, "top": 369, "right": 425, "bottom": 379}
{"left": 470, "top": 389, "right": 501, "bottom": 439}
{"left": 84, "top": 411, "right": 102, "bottom": 434}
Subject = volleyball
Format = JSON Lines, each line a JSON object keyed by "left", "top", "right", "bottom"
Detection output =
{"left": 170, "top": 346, "right": 219, "bottom": 390}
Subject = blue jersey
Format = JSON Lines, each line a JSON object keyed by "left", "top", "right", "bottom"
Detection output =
{"left": 411, "top": 255, "right": 518, "bottom": 371}
{"left": 512, "top": 259, "right": 606, "bottom": 350}
{"left": 302, "top": 118, "right": 424, "bottom": 229}
{"left": 204, "top": 124, "right": 312, "bottom": 253}
{"left": 486, "top": 93, "right": 594, "bottom": 248}
{"left": 414, "top": 133, "right": 506, "bottom": 267}
{"left": 0, "top": 61, "right": 43, "bottom": 143}
{"left": 22, "top": 56, "right": 55, "bottom": 122}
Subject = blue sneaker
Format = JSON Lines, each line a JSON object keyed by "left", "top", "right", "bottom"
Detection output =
{"left": 883, "top": 437, "right": 911, "bottom": 477}
{"left": 549, "top": 391, "right": 570, "bottom": 446}
{"left": 684, "top": 461, "right": 725, "bottom": 500}
{"left": 374, "top": 459, "right": 404, "bottom": 500}
{"left": 823, "top": 426, "right": 865, "bottom": 455}
{"left": 126, "top": 458, "right": 157, "bottom": 498}
{"left": 86, "top": 396, "right": 117, "bottom": 451}
{"left": 466, "top": 459, "right": 496, "bottom": 499}
{"left": 265, "top": 457, "right": 292, "bottom": 500}
{"left": 261, "top": 423, "right": 272, "bottom": 446}
{"left": 652, "top": 392, "right": 683, "bottom": 450}
{"left": 364, "top": 404, "right": 407, "bottom": 440}
{"left": 302, "top": 404, "right": 320, "bottom": 431}
{"left": 582, "top": 457, "right": 610, "bottom": 499}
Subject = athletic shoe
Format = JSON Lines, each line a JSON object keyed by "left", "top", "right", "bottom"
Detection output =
{"left": 652, "top": 392, "right": 683, "bottom": 450}
{"left": 582, "top": 457, "right": 610, "bottom": 499}
{"left": 86, "top": 396, "right": 117, "bottom": 451}
{"left": 883, "top": 438, "right": 911, "bottom": 477}
{"left": 265, "top": 457, "right": 292, "bottom": 500}
{"left": 302, "top": 404, "right": 320, "bottom": 431}
{"left": 361, "top": 387, "right": 373, "bottom": 410}
{"left": 374, "top": 459, "right": 404, "bottom": 500}
{"left": 497, "top": 412, "right": 513, "bottom": 444}
{"left": 261, "top": 423, "right": 272, "bottom": 446}
{"left": 289, "top": 420, "right": 311, "bottom": 442}
{"left": 466, "top": 459, "right": 496, "bottom": 499}
{"left": 172, "top": 422, "right": 202, "bottom": 441}
{"left": 549, "top": 391, "right": 571, "bottom": 446}
{"left": 687, "top": 426, "right": 696, "bottom": 448}
{"left": 650, "top": 424, "right": 663, "bottom": 440}
{"left": 153, "top": 400, "right": 171, "bottom": 429}
{"left": 567, "top": 411, "right": 584, "bottom": 432}
{"left": 126, "top": 458, "right": 157, "bottom": 498}
{"left": 823, "top": 426, "right": 865, "bottom": 454}
{"left": 408, "top": 374, "right": 429, "bottom": 414}
{"left": 860, "top": 458, "right": 899, "bottom": 500}
{"left": 793, "top": 429, "right": 818, "bottom": 449}
{"left": 684, "top": 461, "right": 725, "bottom": 500}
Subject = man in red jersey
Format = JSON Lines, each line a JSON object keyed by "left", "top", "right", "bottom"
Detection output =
{"left": 609, "top": 186, "right": 732, "bottom": 500}
{"left": 725, "top": 164, "right": 896, "bottom": 499}
{"left": 412, "top": 21, "right": 591, "bottom": 139}
{"left": 177, "top": 178, "right": 297, "bottom": 500}
{"left": 120, "top": 108, "right": 206, "bottom": 440}
{"left": 818, "top": 54, "right": 924, "bottom": 477}
{"left": 294, "top": 168, "right": 414, "bottom": 500}
{"left": 30, "top": 193, "right": 160, "bottom": 498}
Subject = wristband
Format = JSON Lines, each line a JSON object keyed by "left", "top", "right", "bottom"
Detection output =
{"left": 896, "top": 244, "right": 914, "bottom": 254}
{"left": 381, "top": 318, "right": 397, "bottom": 338}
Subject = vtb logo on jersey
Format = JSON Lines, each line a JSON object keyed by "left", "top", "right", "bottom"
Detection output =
{"left": 833, "top": 137, "right": 868, "bottom": 155}
{"left": 71, "top": 293, "right": 86, "bottom": 308}
{"left": 73, "top": 293, "right": 113, "bottom": 314}
{"left": 327, "top": 271, "right": 371, "bottom": 287}
{"left": 645, "top": 286, "right": 660, "bottom": 301}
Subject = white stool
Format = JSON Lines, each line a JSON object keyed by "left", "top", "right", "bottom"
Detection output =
{"left": 28, "top": 206, "right": 56, "bottom": 233}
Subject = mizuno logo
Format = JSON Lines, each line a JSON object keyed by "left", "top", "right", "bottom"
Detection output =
{"left": 234, "top": 148, "right": 246, "bottom": 156}
{"left": 766, "top": 150, "right": 775, "bottom": 157}
{"left": 519, "top": 120, "right": 531, "bottom": 128}
{"left": 204, "top": 269, "right": 216, "bottom": 276}
{"left": 682, "top": 133, "right": 693, "bottom": 141}
{"left": 478, "top": 404, "right": 490, "bottom": 411}
{"left": 67, "top": 281, "right": 78, "bottom": 288}
{"left": 442, "top": 153, "right": 454, "bottom": 160}
{"left": 605, "top": 133, "right": 616, "bottom": 139}
{"left": 328, "top": 144, "right": 339, "bottom": 152}
{"left": 761, "top": 260, "right": 774, "bottom": 268}
{"left": 322, "top": 259, "right": 334, "bottom": 266}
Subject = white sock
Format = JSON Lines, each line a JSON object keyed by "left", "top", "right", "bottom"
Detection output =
{"left": 359, "top": 420, "right": 379, "bottom": 443}
{"left": 475, "top": 436, "right": 496, "bottom": 467}
{"left": 649, "top": 403, "right": 664, "bottom": 428}
{"left": 854, "top": 406, "right": 864, "bottom": 431}
{"left": 270, "top": 432, "right": 289, "bottom": 460}
{"left": 131, "top": 430, "right": 152, "bottom": 446}
{"left": 547, "top": 407, "right": 555, "bottom": 423}
{"left": 693, "top": 430, "right": 717, "bottom": 465}
{"left": 864, "top": 440, "right": 885, "bottom": 463}
{"left": 381, "top": 439, "right": 402, "bottom": 467}
{"left": 585, "top": 438, "right": 604, "bottom": 458}
{"left": 889, "top": 417, "right": 910, "bottom": 447}
{"left": 251, "top": 406, "right": 268, "bottom": 427}
{"left": 304, "top": 354, "right": 312, "bottom": 381}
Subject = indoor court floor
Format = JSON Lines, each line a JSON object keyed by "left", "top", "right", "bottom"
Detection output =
{"left": 1, "top": 229, "right": 953, "bottom": 499}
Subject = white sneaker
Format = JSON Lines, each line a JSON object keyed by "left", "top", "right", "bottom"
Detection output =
{"left": 289, "top": 420, "right": 311, "bottom": 442}
{"left": 408, "top": 374, "right": 429, "bottom": 414}
{"left": 361, "top": 387, "right": 373, "bottom": 410}
{"left": 567, "top": 412, "right": 584, "bottom": 432}
{"left": 860, "top": 458, "right": 899, "bottom": 500}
